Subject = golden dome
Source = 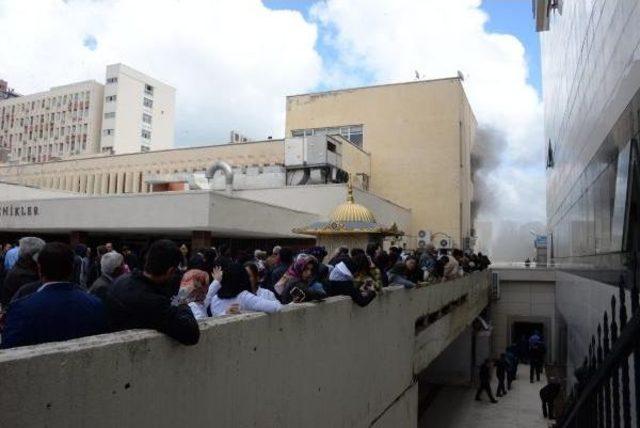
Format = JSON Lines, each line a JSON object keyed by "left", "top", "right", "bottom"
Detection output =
{"left": 329, "top": 184, "right": 376, "bottom": 223}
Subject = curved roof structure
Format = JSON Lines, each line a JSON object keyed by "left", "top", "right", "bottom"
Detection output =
{"left": 292, "top": 185, "right": 403, "bottom": 236}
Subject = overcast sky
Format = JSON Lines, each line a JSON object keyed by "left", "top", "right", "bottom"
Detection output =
{"left": 0, "top": 0, "right": 545, "bottom": 225}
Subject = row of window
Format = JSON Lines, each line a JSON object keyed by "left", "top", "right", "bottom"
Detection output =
{"left": 15, "top": 139, "right": 88, "bottom": 159}
{"left": 104, "top": 95, "right": 153, "bottom": 107}
{"left": 0, "top": 108, "right": 90, "bottom": 131}
{"left": 0, "top": 123, "right": 89, "bottom": 145}
{"left": 0, "top": 91, "right": 92, "bottom": 117}
{"left": 291, "top": 124, "right": 364, "bottom": 148}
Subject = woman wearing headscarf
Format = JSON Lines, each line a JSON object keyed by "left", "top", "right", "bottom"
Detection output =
{"left": 175, "top": 269, "right": 212, "bottom": 320}
{"left": 273, "top": 254, "right": 326, "bottom": 303}
{"left": 209, "top": 262, "right": 282, "bottom": 316}
{"left": 328, "top": 254, "right": 377, "bottom": 307}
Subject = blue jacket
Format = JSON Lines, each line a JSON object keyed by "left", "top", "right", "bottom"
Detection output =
{"left": 1, "top": 282, "right": 107, "bottom": 349}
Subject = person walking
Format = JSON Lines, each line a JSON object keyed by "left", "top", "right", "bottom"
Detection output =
{"left": 540, "top": 380, "right": 561, "bottom": 419}
{"left": 530, "top": 337, "right": 545, "bottom": 383}
{"left": 495, "top": 353, "right": 510, "bottom": 397}
{"left": 475, "top": 359, "right": 498, "bottom": 403}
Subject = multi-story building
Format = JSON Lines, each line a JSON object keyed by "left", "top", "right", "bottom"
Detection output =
{"left": 0, "top": 80, "right": 104, "bottom": 163}
{"left": 100, "top": 64, "right": 175, "bottom": 155}
{"left": 286, "top": 78, "right": 476, "bottom": 248}
{"left": 536, "top": 0, "right": 640, "bottom": 387}
{"left": 0, "top": 64, "right": 174, "bottom": 163}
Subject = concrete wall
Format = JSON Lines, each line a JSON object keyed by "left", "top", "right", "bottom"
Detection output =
{"left": 0, "top": 272, "right": 489, "bottom": 428}
{"left": 286, "top": 79, "right": 476, "bottom": 247}
{"left": 490, "top": 268, "right": 557, "bottom": 361}
{"left": 421, "top": 326, "right": 474, "bottom": 385}
{"left": 340, "top": 136, "right": 372, "bottom": 185}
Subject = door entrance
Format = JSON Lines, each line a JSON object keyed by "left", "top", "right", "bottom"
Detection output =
{"left": 511, "top": 321, "right": 544, "bottom": 363}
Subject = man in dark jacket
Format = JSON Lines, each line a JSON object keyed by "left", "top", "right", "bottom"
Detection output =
{"left": 1, "top": 242, "right": 107, "bottom": 349}
{"left": 530, "top": 338, "right": 545, "bottom": 383}
{"left": 475, "top": 358, "right": 498, "bottom": 403}
{"left": 96, "top": 240, "right": 199, "bottom": 345}
{"left": 88, "top": 251, "right": 124, "bottom": 295}
{"left": 0, "top": 237, "right": 45, "bottom": 307}
{"left": 495, "top": 353, "right": 510, "bottom": 397}
{"left": 540, "top": 380, "right": 561, "bottom": 418}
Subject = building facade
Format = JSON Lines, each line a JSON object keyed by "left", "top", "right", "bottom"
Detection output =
{"left": 540, "top": 0, "right": 640, "bottom": 281}
{"left": 286, "top": 78, "right": 476, "bottom": 248}
{"left": 537, "top": 0, "right": 640, "bottom": 387}
{"left": 100, "top": 64, "right": 175, "bottom": 155}
{"left": 0, "top": 64, "right": 175, "bottom": 164}
{"left": 0, "top": 81, "right": 104, "bottom": 163}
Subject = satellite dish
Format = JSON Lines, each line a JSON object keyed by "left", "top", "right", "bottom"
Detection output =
{"left": 457, "top": 70, "right": 465, "bottom": 81}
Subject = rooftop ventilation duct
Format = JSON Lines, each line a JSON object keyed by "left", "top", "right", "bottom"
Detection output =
{"left": 206, "top": 160, "right": 234, "bottom": 193}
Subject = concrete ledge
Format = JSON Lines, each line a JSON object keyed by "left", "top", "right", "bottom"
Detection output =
{"left": 0, "top": 272, "right": 489, "bottom": 428}
{"left": 491, "top": 267, "right": 556, "bottom": 282}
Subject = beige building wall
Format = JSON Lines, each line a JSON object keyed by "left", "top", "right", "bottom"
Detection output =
{"left": 0, "top": 139, "right": 284, "bottom": 195}
{"left": 285, "top": 78, "right": 476, "bottom": 247}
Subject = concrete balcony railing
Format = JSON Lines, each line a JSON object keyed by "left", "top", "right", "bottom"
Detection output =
{"left": 0, "top": 271, "right": 490, "bottom": 428}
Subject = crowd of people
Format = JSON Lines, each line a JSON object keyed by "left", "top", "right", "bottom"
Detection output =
{"left": 0, "top": 237, "right": 490, "bottom": 349}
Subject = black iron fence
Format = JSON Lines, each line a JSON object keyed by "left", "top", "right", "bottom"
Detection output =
{"left": 557, "top": 278, "right": 640, "bottom": 428}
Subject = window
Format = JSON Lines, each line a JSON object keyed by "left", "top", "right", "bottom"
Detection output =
{"left": 144, "top": 84, "right": 154, "bottom": 96}
{"left": 106, "top": 77, "right": 118, "bottom": 84}
{"left": 143, "top": 98, "right": 153, "bottom": 108}
{"left": 142, "top": 113, "right": 152, "bottom": 124}
{"left": 104, "top": 112, "right": 116, "bottom": 119}
{"left": 103, "top": 129, "right": 114, "bottom": 136}
{"left": 290, "top": 124, "right": 364, "bottom": 148}
{"left": 141, "top": 129, "right": 151, "bottom": 139}
{"left": 105, "top": 95, "right": 117, "bottom": 102}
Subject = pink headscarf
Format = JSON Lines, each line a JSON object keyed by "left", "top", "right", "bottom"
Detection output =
{"left": 177, "top": 269, "right": 210, "bottom": 304}
{"left": 285, "top": 254, "right": 318, "bottom": 280}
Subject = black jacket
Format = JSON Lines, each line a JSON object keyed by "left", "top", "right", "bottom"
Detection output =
{"left": 479, "top": 363, "right": 491, "bottom": 385}
{"left": 96, "top": 271, "right": 200, "bottom": 345}
{"left": 1, "top": 258, "right": 39, "bottom": 307}
{"left": 88, "top": 274, "right": 113, "bottom": 296}
{"left": 11, "top": 280, "right": 43, "bottom": 302}
{"left": 495, "top": 358, "right": 509, "bottom": 379}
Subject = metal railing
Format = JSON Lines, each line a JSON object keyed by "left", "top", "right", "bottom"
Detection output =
{"left": 556, "top": 278, "right": 640, "bottom": 427}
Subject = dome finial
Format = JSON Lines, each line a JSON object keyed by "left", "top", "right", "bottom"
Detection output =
{"left": 347, "top": 179, "right": 354, "bottom": 203}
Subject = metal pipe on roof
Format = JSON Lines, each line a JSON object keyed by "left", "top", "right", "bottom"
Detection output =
{"left": 205, "top": 160, "right": 234, "bottom": 193}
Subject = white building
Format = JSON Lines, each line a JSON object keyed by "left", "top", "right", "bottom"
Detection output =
{"left": 0, "top": 64, "right": 175, "bottom": 163}
{"left": 100, "top": 64, "right": 175, "bottom": 154}
{"left": 0, "top": 80, "right": 104, "bottom": 163}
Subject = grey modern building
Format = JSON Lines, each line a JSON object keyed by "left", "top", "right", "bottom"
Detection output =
{"left": 536, "top": 0, "right": 640, "bottom": 392}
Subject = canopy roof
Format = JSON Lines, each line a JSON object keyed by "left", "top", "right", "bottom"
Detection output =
{"left": 292, "top": 185, "right": 404, "bottom": 236}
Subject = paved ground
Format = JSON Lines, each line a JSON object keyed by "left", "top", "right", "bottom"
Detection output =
{"left": 419, "top": 365, "right": 553, "bottom": 428}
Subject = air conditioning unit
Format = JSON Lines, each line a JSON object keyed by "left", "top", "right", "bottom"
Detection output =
{"left": 437, "top": 237, "right": 452, "bottom": 249}
{"left": 417, "top": 229, "right": 432, "bottom": 248}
